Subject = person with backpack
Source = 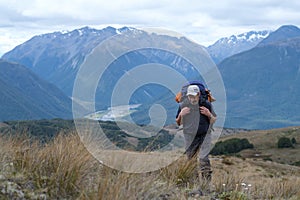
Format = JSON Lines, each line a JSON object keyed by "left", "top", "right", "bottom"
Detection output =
{"left": 175, "top": 83, "right": 216, "bottom": 194}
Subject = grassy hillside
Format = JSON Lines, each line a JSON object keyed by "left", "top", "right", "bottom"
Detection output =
{"left": 217, "top": 126, "right": 300, "bottom": 166}
{"left": 0, "top": 122, "right": 299, "bottom": 199}
{"left": 0, "top": 119, "right": 174, "bottom": 151}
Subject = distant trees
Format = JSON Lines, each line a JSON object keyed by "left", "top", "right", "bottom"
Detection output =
{"left": 210, "top": 138, "right": 254, "bottom": 155}
{"left": 0, "top": 119, "right": 174, "bottom": 151}
{"left": 277, "top": 137, "right": 294, "bottom": 148}
{"left": 210, "top": 136, "right": 297, "bottom": 156}
{"left": 0, "top": 119, "right": 75, "bottom": 142}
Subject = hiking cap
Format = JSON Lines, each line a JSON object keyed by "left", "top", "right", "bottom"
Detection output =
{"left": 186, "top": 85, "right": 199, "bottom": 96}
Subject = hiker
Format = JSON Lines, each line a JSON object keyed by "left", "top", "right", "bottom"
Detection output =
{"left": 175, "top": 84, "right": 216, "bottom": 183}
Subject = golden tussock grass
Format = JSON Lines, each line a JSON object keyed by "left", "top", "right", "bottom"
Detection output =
{"left": 0, "top": 131, "right": 299, "bottom": 199}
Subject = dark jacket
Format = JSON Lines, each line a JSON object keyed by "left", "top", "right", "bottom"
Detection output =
{"left": 176, "top": 99, "right": 211, "bottom": 135}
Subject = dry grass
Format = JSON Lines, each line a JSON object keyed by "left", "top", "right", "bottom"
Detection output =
{"left": 159, "top": 156, "right": 199, "bottom": 188}
{"left": 0, "top": 131, "right": 299, "bottom": 199}
{"left": 0, "top": 132, "right": 100, "bottom": 199}
{"left": 211, "top": 156, "right": 300, "bottom": 200}
{"left": 0, "top": 132, "right": 183, "bottom": 199}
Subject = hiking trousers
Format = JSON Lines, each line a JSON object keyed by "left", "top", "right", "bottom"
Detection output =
{"left": 183, "top": 131, "right": 212, "bottom": 180}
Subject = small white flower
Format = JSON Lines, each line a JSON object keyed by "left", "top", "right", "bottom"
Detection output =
{"left": 248, "top": 184, "right": 252, "bottom": 187}
{"left": 241, "top": 182, "right": 246, "bottom": 186}
{"left": 222, "top": 183, "right": 226, "bottom": 186}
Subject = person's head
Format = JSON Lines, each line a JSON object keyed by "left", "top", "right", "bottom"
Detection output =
{"left": 186, "top": 85, "right": 200, "bottom": 105}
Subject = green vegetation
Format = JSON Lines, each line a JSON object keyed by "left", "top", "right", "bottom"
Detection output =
{"left": 292, "top": 161, "right": 300, "bottom": 167}
{"left": 278, "top": 137, "right": 294, "bottom": 148}
{"left": 218, "top": 191, "right": 249, "bottom": 200}
{"left": 0, "top": 119, "right": 173, "bottom": 151}
{"left": 0, "top": 118, "right": 75, "bottom": 142}
{"left": 214, "top": 127, "right": 300, "bottom": 166}
{"left": 210, "top": 138, "right": 254, "bottom": 155}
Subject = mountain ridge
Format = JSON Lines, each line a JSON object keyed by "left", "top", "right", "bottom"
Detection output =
{"left": 2, "top": 25, "right": 300, "bottom": 129}
{"left": 207, "top": 30, "right": 271, "bottom": 63}
{"left": 2, "top": 26, "right": 212, "bottom": 126}
{"left": 0, "top": 59, "right": 74, "bottom": 121}
{"left": 218, "top": 25, "right": 300, "bottom": 129}
{"left": 258, "top": 25, "right": 300, "bottom": 46}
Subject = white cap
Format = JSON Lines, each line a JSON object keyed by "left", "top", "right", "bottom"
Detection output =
{"left": 186, "top": 85, "right": 199, "bottom": 96}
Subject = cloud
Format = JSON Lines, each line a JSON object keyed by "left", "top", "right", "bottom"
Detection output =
{"left": 1, "top": 0, "right": 300, "bottom": 55}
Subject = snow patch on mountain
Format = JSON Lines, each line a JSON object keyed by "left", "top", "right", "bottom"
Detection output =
{"left": 216, "top": 30, "right": 271, "bottom": 45}
{"left": 207, "top": 30, "right": 272, "bottom": 63}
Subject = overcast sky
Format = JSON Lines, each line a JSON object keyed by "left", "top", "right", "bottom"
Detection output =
{"left": 1, "top": 0, "right": 300, "bottom": 56}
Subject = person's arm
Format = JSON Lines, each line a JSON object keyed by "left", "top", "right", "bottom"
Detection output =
{"left": 175, "top": 106, "right": 182, "bottom": 126}
{"left": 209, "top": 114, "right": 217, "bottom": 124}
{"left": 200, "top": 106, "right": 216, "bottom": 124}
{"left": 176, "top": 106, "right": 190, "bottom": 125}
{"left": 209, "top": 104, "right": 217, "bottom": 124}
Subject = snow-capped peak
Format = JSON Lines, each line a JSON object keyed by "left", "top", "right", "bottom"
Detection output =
{"left": 207, "top": 30, "right": 272, "bottom": 63}
{"left": 218, "top": 30, "right": 271, "bottom": 45}
{"left": 117, "top": 26, "right": 143, "bottom": 35}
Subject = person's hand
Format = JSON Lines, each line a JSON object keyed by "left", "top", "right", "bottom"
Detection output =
{"left": 200, "top": 106, "right": 211, "bottom": 117}
{"left": 180, "top": 107, "right": 190, "bottom": 116}
{"left": 200, "top": 106, "right": 217, "bottom": 124}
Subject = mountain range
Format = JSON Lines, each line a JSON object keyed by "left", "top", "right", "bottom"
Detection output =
{"left": 207, "top": 30, "right": 271, "bottom": 64}
{"left": 1, "top": 26, "right": 122, "bottom": 96}
{"left": 2, "top": 26, "right": 210, "bottom": 125}
{"left": 219, "top": 25, "right": 300, "bottom": 129}
{"left": 2, "top": 25, "right": 300, "bottom": 129}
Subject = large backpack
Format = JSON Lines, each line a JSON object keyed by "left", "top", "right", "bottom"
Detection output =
{"left": 175, "top": 80, "right": 215, "bottom": 104}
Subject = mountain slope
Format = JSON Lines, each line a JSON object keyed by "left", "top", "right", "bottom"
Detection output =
{"left": 2, "top": 26, "right": 205, "bottom": 99}
{"left": 219, "top": 126, "right": 300, "bottom": 166}
{"left": 4, "top": 25, "right": 300, "bottom": 129}
{"left": 219, "top": 26, "right": 300, "bottom": 129}
{"left": 2, "top": 26, "right": 121, "bottom": 96}
{"left": 0, "top": 59, "right": 73, "bottom": 121}
{"left": 258, "top": 25, "right": 300, "bottom": 46}
{"left": 207, "top": 30, "right": 270, "bottom": 64}
{"left": 2, "top": 26, "right": 214, "bottom": 125}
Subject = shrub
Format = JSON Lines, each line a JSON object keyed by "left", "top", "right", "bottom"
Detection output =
{"left": 291, "top": 137, "right": 297, "bottom": 144}
{"left": 292, "top": 161, "right": 300, "bottom": 166}
{"left": 277, "top": 137, "right": 293, "bottom": 148}
{"left": 211, "top": 138, "right": 254, "bottom": 155}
